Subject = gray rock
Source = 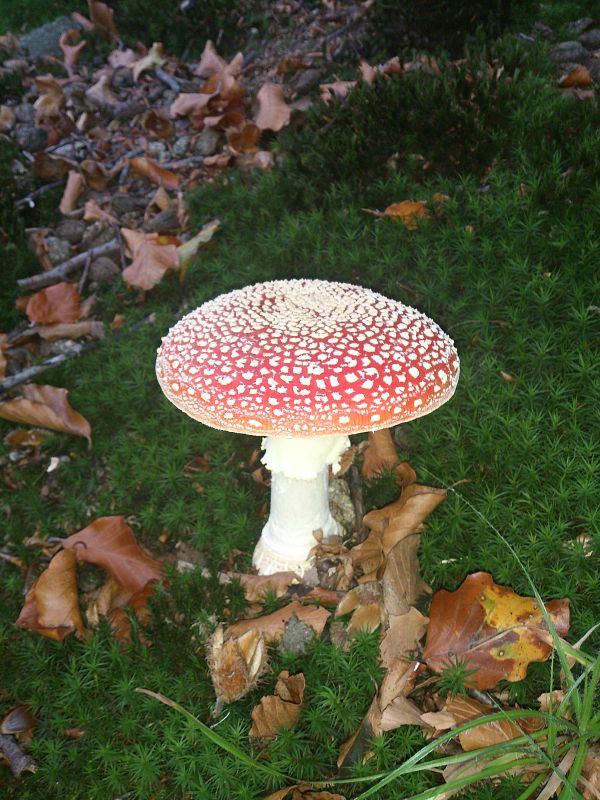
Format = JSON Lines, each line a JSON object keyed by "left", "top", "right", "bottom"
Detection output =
{"left": 172, "top": 135, "right": 190, "bottom": 157}
{"left": 111, "top": 67, "right": 134, "bottom": 90}
{"left": 291, "top": 67, "right": 323, "bottom": 94}
{"left": 55, "top": 219, "right": 86, "bottom": 244}
{"left": 588, "top": 58, "right": 600, "bottom": 81}
{"left": 566, "top": 18, "right": 595, "bottom": 36}
{"left": 13, "top": 102, "right": 35, "bottom": 124}
{"left": 111, "top": 194, "right": 146, "bottom": 215}
{"left": 278, "top": 613, "right": 316, "bottom": 656}
{"left": 114, "top": 100, "right": 145, "bottom": 121}
{"left": 147, "top": 207, "right": 179, "bottom": 233}
{"left": 194, "top": 127, "right": 220, "bottom": 156}
{"left": 580, "top": 29, "right": 600, "bottom": 49}
{"left": 83, "top": 225, "right": 116, "bottom": 250}
{"left": 531, "top": 22, "right": 554, "bottom": 40}
{"left": 147, "top": 140, "right": 169, "bottom": 161}
{"left": 550, "top": 41, "right": 589, "bottom": 63}
{"left": 15, "top": 124, "right": 48, "bottom": 152}
{"left": 20, "top": 16, "right": 80, "bottom": 60}
{"left": 328, "top": 478, "right": 355, "bottom": 532}
{"left": 90, "top": 256, "right": 120, "bottom": 283}
{"left": 46, "top": 236, "right": 71, "bottom": 265}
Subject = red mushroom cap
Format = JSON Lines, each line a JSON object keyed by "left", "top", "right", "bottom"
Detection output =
{"left": 156, "top": 279, "right": 459, "bottom": 436}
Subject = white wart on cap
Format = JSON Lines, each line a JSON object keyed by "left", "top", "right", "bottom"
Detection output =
{"left": 156, "top": 279, "right": 460, "bottom": 436}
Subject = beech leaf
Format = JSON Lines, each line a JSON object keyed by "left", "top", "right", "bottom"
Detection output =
{"left": 130, "top": 156, "right": 179, "bottom": 190}
{"left": 382, "top": 533, "right": 431, "bottom": 617}
{"left": 169, "top": 92, "right": 215, "bottom": 118}
{"left": 59, "top": 170, "right": 85, "bottom": 214}
{"left": 59, "top": 29, "right": 86, "bottom": 73}
{"left": 121, "top": 227, "right": 179, "bottom": 290}
{"left": 225, "top": 600, "right": 330, "bottom": 641}
{"left": 87, "top": 0, "right": 120, "bottom": 40}
{"left": 16, "top": 549, "right": 86, "bottom": 640}
{"left": 361, "top": 429, "right": 399, "bottom": 479}
{"left": 25, "top": 281, "right": 80, "bottom": 324}
{"left": 0, "top": 384, "right": 91, "bottom": 443}
{"left": 222, "top": 571, "right": 300, "bottom": 603}
{"left": 62, "top": 516, "right": 163, "bottom": 593}
{"left": 195, "top": 40, "right": 227, "bottom": 78}
{"left": 249, "top": 671, "right": 305, "bottom": 740}
{"left": 380, "top": 606, "right": 429, "bottom": 668}
{"left": 423, "top": 572, "right": 570, "bottom": 689}
{"left": 255, "top": 83, "right": 292, "bottom": 132}
{"left": 130, "top": 42, "right": 167, "bottom": 82}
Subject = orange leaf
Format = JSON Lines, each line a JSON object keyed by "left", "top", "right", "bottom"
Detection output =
{"left": 121, "top": 227, "right": 179, "bottom": 291}
{"left": 59, "top": 171, "right": 84, "bottom": 214}
{"left": 16, "top": 550, "right": 86, "bottom": 640}
{"left": 361, "top": 429, "right": 399, "bottom": 479}
{"left": 130, "top": 156, "right": 179, "bottom": 190}
{"left": 227, "top": 122, "right": 260, "bottom": 153}
{"left": 255, "top": 83, "right": 292, "bottom": 132}
{"left": 249, "top": 671, "right": 305, "bottom": 740}
{"left": 0, "top": 384, "right": 91, "bottom": 443}
{"left": 383, "top": 200, "right": 430, "bottom": 230}
{"left": 87, "top": 0, "right": 120, "bottom": 40}
{"left": 558, "top": 65, "right": 592, "bottom": 88}
{"left": 62, "top": 516, "right": 163, "bottom": 594}
{"left": 141, "top": 109, "right": 174, "bottom": 139}
{"left": 423, "top": 572, "right": 570, "bottom": 689}
{"left": 25, "top": 281, "right": 80, "bottom": 324}
{"left": 86, "top": 575, "right": 156, "bottom": 643}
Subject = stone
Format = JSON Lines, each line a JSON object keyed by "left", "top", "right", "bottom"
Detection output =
{"left": 580, "top": 29, "right": 600, "bottom": 50}
{"left": 328, "top": 477, "right": 356, "bottom": 532}
{"left": 566, "top": 18, "right": 595, "bottom": 36}
{"left": 46, "top": 236, "right": 71, "bottom": 265}
{"left": 111, "top": 194, "right": 146, "bottom": 215}
{"left": 291, "top": 67, "right": 323, "bottom": 94}
{"left": 531, "top": 22, "right": 554, "bottom": 40}
{"left": 90, "top": 256, "right": 120, "bottom": 283}
{"left": 147, "top": 140, "right": 169, "bottom": 161}
{"left": 111, "top": 67, "right": 133, "bottom": 90}
{"left": 588, "top": 58, "right": 600, "bottom": 81}
{"left": 278, "top": 613, "right": 316, "bottom": 656}
{"left": 194, "top": 127, "right": 220, "bottom": 156}
{"left": 13, "top": 102, "right": 35, "bottom": 124}
{"left": 147, "top": 207, "right": 179, "bottom": 233}
{"left": 55, "top": 219, "right": 86, "bottom": 244}
{"left": 15, "top": 124, "right": 48, "bottom": 152}
{"left": 172, "top": 136, "right": 190, "bottom": 157}
{"left": 20, "top": 17, "right": 80, "bottom": 60}
{"left": 550, "top": 41, "right": 589, "bottom": 63}
{"left": 114, "top": 100, "right": 145, "bottom": 121}
{"left": 82, "top": 225, "right": 116, "bottom": 250}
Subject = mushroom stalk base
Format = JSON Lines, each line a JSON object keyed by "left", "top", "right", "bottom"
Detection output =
{"left": 253, "top": 434, "right": 350, "bottom": 576}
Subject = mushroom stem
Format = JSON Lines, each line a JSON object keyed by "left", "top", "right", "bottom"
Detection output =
{"left": 253, "top": 434, "right": 350, "bottom": 576}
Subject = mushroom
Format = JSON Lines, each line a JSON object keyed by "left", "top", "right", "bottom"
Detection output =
{"left": 156, "top": 279, "right": 459, "bottom": 576}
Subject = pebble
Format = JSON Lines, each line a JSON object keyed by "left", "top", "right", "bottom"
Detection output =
{"left": 55, "top": 219, "right": 87, "bottom": 244}
{"left": 194, "top": 127, "right": 220, "bottom": 156}
{"left": 172, "top": 135, "right": 190, "bottom": 157}
{"left": 46, "top": 236, "right": 71, "bottom": 265}
{"left": 114, "top": 100, "right": 145, "bottom": 121}
{"left": 147, "top": 140, "right": 169, "bottom": 161}
{"left": 15, "top": 124, "right": 48, "bottom": 152}
{"left": 566, "top": 18, "right": 595, "bottom": 36}
{"left": 12, "top": 102, "right": 34, "bottom": 124}
{"left": 580, "top": 29, "right": 600, "bottom": 50}
{"left": 550, "top": 41, "right": 589, "bottom": 63}
{"left": 90, "top": 256, "right": 120, "bottom": 283}
{"left": 147, "top": 207, "right": 179, "bottom": 233}
{"left": 291, "top": 67, "right": 323, "bottom": 94}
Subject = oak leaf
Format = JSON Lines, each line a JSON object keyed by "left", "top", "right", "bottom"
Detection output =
{"left": 130, "top": 156, "right": 179, "bottom": 190}
{"left": 62, "top": 516, "right": 163, "bottom": 594}
{"left": 16, "top": 550, "right": 86, "bottom": 640}
{"left": 0, "top": 384, "right": 91, "bottom": 443}
{"left": 59, "top": 170, "right": 85, "bottom": 214}
{"left": 423, "top": 572, "right": 570, "bottom": 689}
{"left": 208, "top": 625, "right": 268, "bottom": 704}
{"left": 249, "top": 671, "right": 305, "bottom": 740}
{"left": 121, "top": 228, "right": 179, "bottom": 291}
{"left": 255, "top": 83, "right": 292, "bottom": 132}
{"left": 25, "top": 281, "right": 80, "bottom": 324}
{"left": 225, "top": 600, "right": 330, "bottom": 641}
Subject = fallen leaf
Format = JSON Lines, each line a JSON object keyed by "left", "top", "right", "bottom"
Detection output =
{"left": 255, "top": 83, "right": 292, "bottom": 131}
{"left": 423, "top": 572, "right": 570, "bottom": 689}
{"left": 177, "top": 218, "right": 220, "bottom": 273}
{"left": 320, "top": 79, "right": 357, "bottom": 103}
{"left": 86, "top": 574, "right": 156, "bottom": 643}
{"left": 558, "top": 65, "right": 592, "bottom": 88}
{"left": 195, "top": 40, "right": 227, "bottom": 78}
{"left": 37, "top": 321, "right": 105, "bottom": 341}
{"left": 169, "top": 92, "right": 215, "bottom": 118}
{"left": 0, "top": 384, "right": 91, "bottom": 443}
{"left": 223, "top": 571, "right": 300, "bottom": 603}
{"left": 225, "top": 600, "right": 330, "bottom": 641}
{"left": 59, "top": 29, "right": 86, "bottom": 74}
{"left": 335, "top": 582, "right": 385, "bottom": 637}
{"left": 108, "top": 47, "right": 136, "bottom": 68}
{"left": 361, "top": 429, "right": 399, "bottom": 478}
{"left": 80, "top": 159, "right": 109, "bottom": 191}
{"left": 380, "top": 607, "right": 429, "bottom": 668}
{"left": 87, "top": 0, "right": 120, "bottom": 40}
{"left": 382, "top": 534, "right": 430, "bottom": 616}
{"left": 227, "top": 122, "right": 260, "bottom": 153}
{"left": 59, "top": 171, "right": 85, "bottom": 214}
{"left": 121, "top": 228, "right": 179, "bottom": 290}
{"left": 141, "top": 109, "right": 174, "bottom": 139}
{"left": 32, "top": 152, "right": 71, "bottom": 180}
{"left": 0, "top": 705, "right": 35, "bottom": 737}
{"left": 34, "top": 75, "right": 65, "bottom": 120}
{"left": 25, "top": 282, "right": 80, "bottom": 324}
{"left": 83, "top": 198, "right": 118, "bottom": 224}
{"left": 130, "top": 156, "right": 179, "bottom": 190}
{"left": 266, "top": 787, "right": 345, "bottom": 800}
{"left": 130, "top": 42, "right": 167, "bottom": 82}
{"left": 16, "top": 549, "right": 86, "bottom": 640}
{"left": 0, "top": 105, "right": 15, "bottom": 132}
{"left": 384, "top": 201, "right": 430, "bottom": 229}
{"left": 451, "top": 695, "right": 543, "bottom": 751}
{"left": 3, "top": 428, "right": 47, "bottom": 448}
{"left": 249, "top": 671, "right": 305, "bottom": 739}
{"left": 208, "top": 625, "right": 268, "bottom": 704}
{"left": 62, "top": 516, "right": 163, "bottom": 594}
{"left": 85, "top": 74, "right": 120, "bottom": 107}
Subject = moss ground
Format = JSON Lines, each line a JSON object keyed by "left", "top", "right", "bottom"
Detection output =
{"left": 1, "top": 8, "right": 600, "bottom": 800}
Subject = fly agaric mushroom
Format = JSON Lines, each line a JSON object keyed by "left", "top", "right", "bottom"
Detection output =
{"left": 156, "top": 280, "right": 459, "bottom": 575}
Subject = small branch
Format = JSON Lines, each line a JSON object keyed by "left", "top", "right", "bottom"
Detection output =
{"left": 17, "top": 180, "right": 65, "bottom": 209}
{"left": 17, "top": 239, "right": 119, "bottom": 291}
{"left": 0, "top": 734, "right": 37, "bottom": 777}
{"left": 78, "top": 251, "right": 92, "bottom": 294}
{"left": 155, "top": 66, "right": 180, "bottom": 93}
{"left": 158, "top": 155, "right": 204, "bottom": 170}
{"left": 348, "top": 464, "right": 367, "bottom": 543}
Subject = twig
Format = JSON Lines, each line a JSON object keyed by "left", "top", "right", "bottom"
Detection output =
{"left": 16, "top": 180, "right": 65, "bottom": 209}
{"left": 115, "top": 226, "right": 126, "bottom": 271}
{"left": 78, "top": 251, "right": 92, "bottom": 294}
{"left": 105, "top": 147, "right": 144, "bottom": 170}
{"left": 158, "top": 155, "right": 204, "bottom": 170}
{"left": 155, "top": 66, "right": 180, "bottom": 93}
{"left": 0, "top": 734, "right": 37, "bottom": 777}
{"left": 17, "top": 239, "right": 119, "bottom": 291}
{"left": 348, "top": 464, "right": 367, "bottom": 543}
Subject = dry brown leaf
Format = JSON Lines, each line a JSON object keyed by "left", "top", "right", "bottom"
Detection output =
{"left": 208, "top": 625, "right": 268, "bottom": 704}
{"left": 108, "top": 47, "right": 137, "bottom": 68}
{"left": 249, "top": 671, "right": 305, "bottom": 740}
{"left": 177, "top": 218, "right": 220, "bottom": 273}
{"left": 227, "top": 122, "right": 260, "bottom": 154}
{"left": 558, "top": 65, "right": 592, "bottom": 88}
{"left": 150, "top": 186, "right": 171, "bottom": 211}
{"left": 16, "top": 550, "right": 86, "bottom": 640}
{"left": 224, "top": 571, "right": 300, "bottom": 603}
{"left": 87, "top": 0, "right": 120, "bottom": 40}
{"left": 225, "top": 600, "right": 330, "bottom": 641}
{"left": 320, "top": 79, "right": 357, "bottom": 103}
{"left": 80, "top": 159, "right": 109, "bottom": 191}
{"left": 130, "top": 156, "right": 179, "bottom": 190}
{"left": 195, "top": 40, "right": 227, "bottom": 78}
{"left": 34, "top": 75, "right": 65, "bottom": 120}
{"left": 384, "top": 201, "right": 430, "bottom": 230}
{"left": 130, "top": 42, "right": 167, "bottom": 82}
{"left": 59, "top": 29, "right": 86, "bottom": 73}
{"left": 62, "top": 515, "right": 163, "bottom": 594}
{"left": 32, "top": 152, "right": 71, "bottom": 181}
{"left": 380, "top": 607, "right": 428, "bottom": 668}
{"left": 0, "top": 105, "right": 15, "bottom": 132}
{"left": 382, "top": 534, "right": 430, "bottom": 616}
{"left": 361, "top": 429, "right": 399, "bottom": 478}
{"left": 25, "top": 282, "right": 80, "bottom": 324}
{"left": 4, "top": 428, "right": 47, "bottom": 448}
{"left": 83, "top": 198, "right": 118, "bottom": 224}
{"left": 537, "top": 689, "right": 565, "bottom": 713}
{"left": 141, "top": 109, "right": 174, "bottom": 139}
{"left": 380, "top": 694, "right": 429, "bottom": 731}
{"left": 255, "top": 83, "right": 292, "bottom": 132}
{"left": 169, "top": 92, "right": 215, "bottom": 118}
{"left": 86, "top": 574, "right": 156, "bottom": 643}
{"left": 59, "top": 171, "right": 85, "bottom": 214}
{"left": 121, "top": 228, "right": 179, "bottom": 291}
{"left": 85, "top": 74, "right": 120, "bottom": 107}
{"left": 423, "top": 572, "right": 570, "bottom": 690}
{"left": 265, "top": 787, "right": 345, "bottom": 800}
{"left": 0, "top": 384, "right": 91, "bottom": 443}
{"left": 335, "top": 582, "right": 385, "bottom": 637}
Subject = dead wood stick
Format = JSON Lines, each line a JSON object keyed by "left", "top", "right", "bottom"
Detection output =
{"left": 155, "top": 66, "right": 180, "bottom": 93}
{"left": 17, "top": 239, "right": 119, "bottom": 291}
{"left": 16, "top": 180, "right": 65, "bottom": 209}
{"left": 348, "top": 464, "right": 367, "bottom": 543}
{"left": 78, "top": 251, "right": 92, "bottom": 294}
{"left": 0, "top": 734, "right": 37, "bottom": 777}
